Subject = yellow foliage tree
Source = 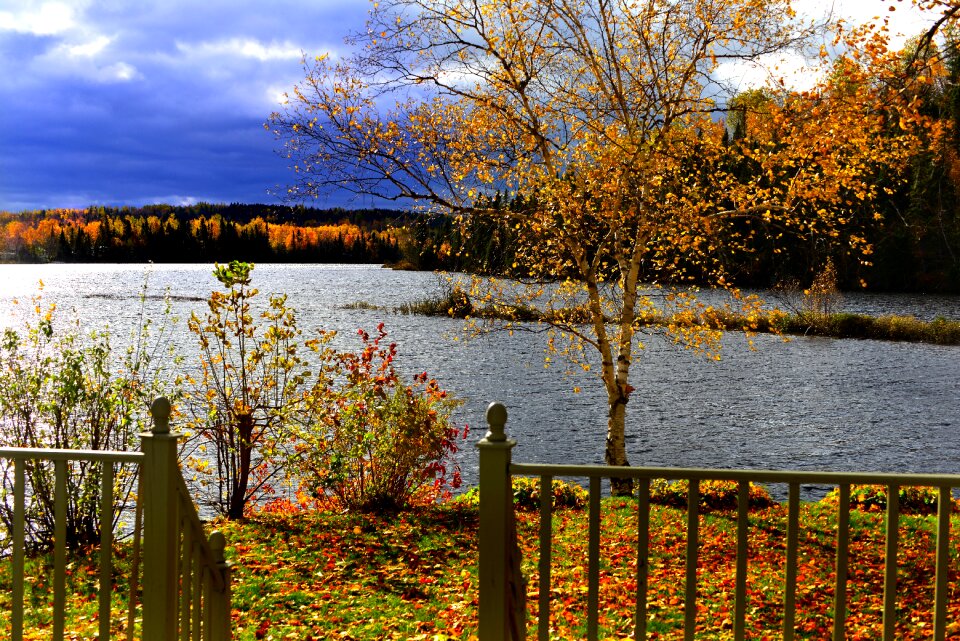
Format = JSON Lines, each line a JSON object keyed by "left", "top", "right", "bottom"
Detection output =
{"left": 270, "top": 0, "right": 930, "bottom": 493}
{"left": 909, "top": 0, "right": 960, "bottom": 52}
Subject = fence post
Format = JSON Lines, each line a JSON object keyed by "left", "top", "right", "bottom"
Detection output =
{"left": 477, "top": 401, "right": 518, "bottom": 641}
{"left": 209, "top": 531, "right": 233, "bottom": 641}
{"left": 141, "top": 397, "right": 180, "bottom": 641}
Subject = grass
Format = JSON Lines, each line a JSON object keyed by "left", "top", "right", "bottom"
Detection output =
{"left": 398, "top": 287, "right": 960, "bottom": 345}
{"left": 4, "top": 488, "right": 960, "bottom": 640}
{"left": 774, "top": 312, "right": 960, "bottom": 344}
{"left": 340, "top": 301, "right": 385, "bottom": 311}
{"left": 0, "top": 542, "right": 141, "bottom": 640}
{"left": 395, "top": 285, "right": 476, "bottom": 318}
{"left": 221, "top": 504, "right": 479, "bottom": 640}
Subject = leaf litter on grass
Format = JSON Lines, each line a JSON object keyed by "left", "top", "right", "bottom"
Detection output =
{"left": 3, "top": 493, "right": 960, "bottom": 639}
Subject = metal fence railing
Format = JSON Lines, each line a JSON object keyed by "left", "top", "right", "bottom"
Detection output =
{"left": 477, "top": 401, "right": 959, "bottom": 641}
{"left": 1, "top": 397, "right": 232, "bottom": 641}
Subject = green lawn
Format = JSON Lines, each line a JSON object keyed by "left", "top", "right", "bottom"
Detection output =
{"left": 3, "top": 495, "right": 960, "bottom": 640}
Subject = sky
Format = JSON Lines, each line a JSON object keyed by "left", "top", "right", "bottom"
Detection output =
{"left": 0, "top": 0, "right": 941, "bottom": 213}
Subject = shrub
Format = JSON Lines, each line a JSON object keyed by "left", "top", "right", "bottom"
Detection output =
{"left": 648, "top": 479, "right": 777, "bottom": 512}
{"left": 802, "top": 258, "right": 842, "bottom": 319}
{"left": 294, "top": 324, "right": 465, "bottom": 512}
{"left": 396, "top": 282, "right": 473, "bottom": 318}
{"left": 456, "top": 477, "right": 588, "bottom": 511}
{"left": 184, "top": 261, "right": 326, "bottom": 519}
{"left": 512, "top": 477, "right": 588, "bottom": 510}
{"left": 0, "top": 284, "right": 173, "bottom": 550}
{"left": 821, "top": 484, "right": 959, "bottom": 515}
{"left": 185, "top": 263, "right": 465, "bottom": 516}
{"left": 929, "top": 316, "right": 960, "bottom": 344}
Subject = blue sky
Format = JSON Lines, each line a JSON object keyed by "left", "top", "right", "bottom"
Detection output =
{"left": 0, "top": 0, "right": 936, "bottom": 213}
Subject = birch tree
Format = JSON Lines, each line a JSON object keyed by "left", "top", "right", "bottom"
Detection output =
{"left": 270, "top": 0, "right": 927, "bottom": 493}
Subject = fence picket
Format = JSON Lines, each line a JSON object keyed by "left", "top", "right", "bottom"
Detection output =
{"left": 734, "top": 481, "right": 749, "bottom": 641}
{"left": 203, "top": 567, "right": 213, "bottom": 641}
{"left": 882, "top": 484, "right": 900, "bottom": 641}
{"left": 833, "top": 484, "right": 850, "bottom": 641}
{"left": 537, "top": 474, "right": 552, "bottom": 641}
{"left": 99, "top": 462, "right": 115, "bottom": 641}
{"left": 208, "top": 531, "right": 232, "bottom": 641}
{"left": 587, "top": 477, "right": 601, "bottom": 641}
{"left": 684, "top": 479, "right": 699, "bottom": 641}
{"left": 127, "top": 477, "right": 143, "bottom": 641}
{"left": 12, "top": 459, "right": 24, "bottom": 641}
{"left": 192, "top": 542, "right": 203, "bottom": 641}
{"left": 933, "top": 486, "right": 950, "bottom": 641}
{"left": 182, "top": 516, "right": 194, "bottom": 641}
{"left": 54, "top": 458, "right": 67, "bottom": 641}
{"left": 635, "top": 477, "right": 650, "bottom": 641}
{"left": 783, "top": 482, "right": 800, "bottom": 641}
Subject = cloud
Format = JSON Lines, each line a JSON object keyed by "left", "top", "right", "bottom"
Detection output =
{"left": 2, "top": 0, "right": 935, "bottom": 212}
{"left": 714, "top": 50, "right": 829, "bottom": 95}
{"left": 30, "top": 36, "right": 142, "bottom": 84}
{"left": 176, "top": 38, "right": 302, "bottom": 62}
{"left": 135, "top": 195, "right": 202, "bottom": 207}
{"left": 800, "top": 0, "right": 937, "bottom": 47}
{"left": 98, "top": 61, "right": 139, "bottom": 82}
{"left": 714, "top": 0, "right": 942, "bottom": 94}
{"left": 0, "top": 1, "right": 77, "bottom": 36}
{"left": 64, "top": 34, "right": 110, "bottom": 57}
{"left": 0, "top": 0, "right": 369, "bottom": 210}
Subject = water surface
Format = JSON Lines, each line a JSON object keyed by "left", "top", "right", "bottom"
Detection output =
{"left": 2, "top": 263, "right": 957, "bottom": 499}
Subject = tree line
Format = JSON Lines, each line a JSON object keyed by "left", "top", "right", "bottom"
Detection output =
{"left": 5, "top": 158, "right": 960, "bottom": 291}
{"left": 0, "top": 204, "right": 405, "bottom": 264}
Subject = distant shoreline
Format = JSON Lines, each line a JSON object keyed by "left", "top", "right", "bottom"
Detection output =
{"left": 392, "top": 286, "right": 960, "bottom": 345}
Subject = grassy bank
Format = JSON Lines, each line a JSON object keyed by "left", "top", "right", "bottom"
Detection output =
{"left": 771, "top": 311, "right": 960, "bottom": 344}
{"left": 397, "top": 287, "right": 960, "bottom": 345}
{"left": 4, "top": 490, "right": 960, "bottom": 640}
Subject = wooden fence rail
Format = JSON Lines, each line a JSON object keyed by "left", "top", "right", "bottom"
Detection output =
{"left": 1, "top": 397, "right": 231, "bottom": 641}
{"left": 477, "top": 401, "right": 959, "bottom": 641}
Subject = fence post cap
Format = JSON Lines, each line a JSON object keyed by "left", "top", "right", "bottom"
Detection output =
{"left": 150, "top": 397, "right": 171, "bottom": 434}
{"left": 484, "top": 402, "right": 508, "bottom": 442}
{"left": 209, "top": 530, "right": 226, "bottom": 563}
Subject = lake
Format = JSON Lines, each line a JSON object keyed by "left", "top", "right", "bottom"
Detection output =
{"left": 1, "top": 263, "right": 958, "bottom": 499}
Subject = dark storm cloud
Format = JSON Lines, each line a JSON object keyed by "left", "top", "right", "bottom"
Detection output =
{"left": 0, "top": 0, "right": 931, "bottom": 212}
{"left": 0, "top": 0, "right": 368, "bottom": 211}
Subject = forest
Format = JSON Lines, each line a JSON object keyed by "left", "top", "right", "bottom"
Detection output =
{"left": 0, "top": 203, "right": 405, "bottom": 264}
{"left": 5, "top": 180, "right": 960, "bottom": 291}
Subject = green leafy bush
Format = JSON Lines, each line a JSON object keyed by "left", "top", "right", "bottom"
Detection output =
{"left": 821, "top": 484, "right": 959, "bottom": 515}
{"left": 513, "top": 477, "right": 588, "bottom": 510}
{"left": 771, "top": 311, "right": 960, "bottom": 344}
{"left": 648, "top": 479, "right": 777, "bottom": 512}
{"left": 0, "top": 284, "right": 173, "bottom": 550}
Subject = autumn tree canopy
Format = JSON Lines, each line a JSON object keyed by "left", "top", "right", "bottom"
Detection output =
{"left": 907, "top": 0, "right": 960, "bottom": 56}
{"left": 270, "top": 0, "right": 930, "bottom": 493}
